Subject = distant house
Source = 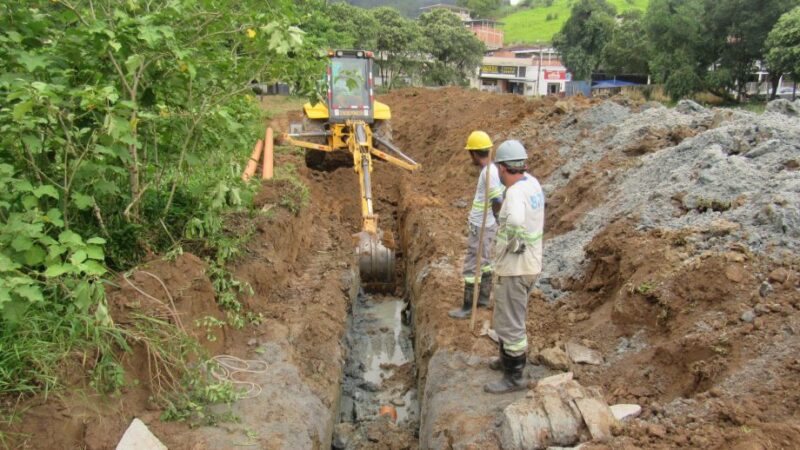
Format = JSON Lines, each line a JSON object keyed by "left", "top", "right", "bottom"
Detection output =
{"left": 419, "top": 4, "right": 471, "bottom": 21}
{"left": 472, "top": 46, "right": 570, "bottom": 96}
{"left": 419, "top": 5, "right": 505, "bottom": 51}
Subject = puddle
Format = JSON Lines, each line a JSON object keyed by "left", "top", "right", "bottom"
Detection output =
{"left": 335, "top": 292, "right": 419, "bottom": 444}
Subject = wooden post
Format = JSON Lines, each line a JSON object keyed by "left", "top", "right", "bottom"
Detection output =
{"left": 262, "top": 127, "right": 274, "bottom": 180}
{"left": 470, "top": 148, "right": 495, "bottom": 333}
{"left": 242, "top": 139, "right": 263, "bottom": 181}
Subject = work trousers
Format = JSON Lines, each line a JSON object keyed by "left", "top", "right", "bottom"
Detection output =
{"left": 493, "top": 274, "right": 538, "bottom": 356}
{"left": 462, "top": 222, "right": 497, "bottom": 284}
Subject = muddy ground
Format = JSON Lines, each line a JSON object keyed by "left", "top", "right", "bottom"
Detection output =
{"left": 3, "top": 88, "right": 799, "bottom": 449}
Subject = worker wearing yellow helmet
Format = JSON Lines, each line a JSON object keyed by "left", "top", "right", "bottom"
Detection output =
{"left": 448, "top": 131, "right": 505, "bottom": 320}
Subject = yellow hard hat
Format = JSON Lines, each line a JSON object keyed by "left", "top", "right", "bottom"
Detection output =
{"left": 465, "top": 131, "right": 493, "bottom": 151}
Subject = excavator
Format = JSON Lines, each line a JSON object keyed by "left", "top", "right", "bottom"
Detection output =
{"left": 283, "top": 50, "right": 420, "bottom": 286}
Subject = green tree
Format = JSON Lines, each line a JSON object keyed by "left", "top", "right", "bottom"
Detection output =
{"left": 418, "top": 9, "right": 485, "bottom": 85}
{"left": 704, "top": 0, "right": 796, "bottom": 98}
{"left": 766, "top": 6, "right": 800, "bottom": 99}
{"left": 457, "top": 0, "right": 502, "bottom": 18}
{"left": 553, "top": 0, "right": 618, "bottom": 80}
{"left": 325, "top": 2, "right": 380, "bottom": 49}
{"left": 601, "top": 10, "right": 650, "bottom": 76}
{"left": 0, "top": 0, "right": 323, "bottom": 398}
{"left": 644, "top": 0, "right": 710, "bottom": 99}
{"left": 372, "top": 7, "right": 424, "bottom": 88}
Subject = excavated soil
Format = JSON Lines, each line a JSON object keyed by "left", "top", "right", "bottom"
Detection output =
{"left": 4, "top": 87, "right": 799, "bottom": 449}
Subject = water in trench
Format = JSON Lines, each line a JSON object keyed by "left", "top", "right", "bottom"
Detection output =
{"left": 333, "top": 291, "right": 419, "bottom": 448}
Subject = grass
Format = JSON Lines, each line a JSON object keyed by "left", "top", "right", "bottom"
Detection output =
{"left": 501, "top": 0, "right": 650, "bottom": 44}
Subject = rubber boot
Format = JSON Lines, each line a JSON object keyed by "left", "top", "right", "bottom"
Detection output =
{"left": 488, "top": 340, "right": 503, "bottom": 371}
{"left": 448, "top": 283, "right": 474, "bottom": 320}
{"left": 478, "top": 272, "right": 492, "bottom": 308}
{"left": 484, "top": 348, "right": 527, "bottom": 394}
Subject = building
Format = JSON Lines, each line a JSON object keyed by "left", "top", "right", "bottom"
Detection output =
{"left": 419, "top": 5, "right": 505, "bottom": 51}
{"left": 473, "top": 46, "right": 570, "bottom": 96}
{"left": 465, "top": 19, "right": 504, "bottom": 50}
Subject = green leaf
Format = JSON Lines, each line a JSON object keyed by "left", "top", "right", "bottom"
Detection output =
{"left": 125, "top": 54, "right": 145, "bottom": 75}
{"left": 70, "top": 250, "right": 88, "bottom": 265}
{"left": 44, "top": 263, "right": 74, "bottom": 277}
{"left": 33, "top": 185, "right": 59, "bottom": 199}
{"left": 58, "top": 230, "right": 83, "bottom": 246}
{"left": 17, "top": 53, "right": 48, "bottom": 71}
{"left": 14, "top": 285, "right": 43, "bottom": 303}
{"left": 0, "top": 254, "right": 21, "bottom": 272}
{"left": 23, "top": 245, "right": 46, "bottom": 266}
{"left": 12, "top": 100, "right": 34, "bottom": 122}
{"left": 44, "top": 208, "right": 64, "bottom": 227}
{"left": 85, "top": 245, "right": 104, "bottom": 261}
{"left": 72, "top": 192, "right": 94, "bottom": 210}
{"left": 109, "top": 41, "right": 122, "bottom": 52}
{"left": 11, "top": 235, "right": 33, "bottom": 252}
{"left": 87, "top": 237, "right": 107, "bottom": 245}
{"left": 81, "top": 260, "right": 107, "bottom": 276}
{"left": 73, "top": 281, "right": 93, "bottom": 312}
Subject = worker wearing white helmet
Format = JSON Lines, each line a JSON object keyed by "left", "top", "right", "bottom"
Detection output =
{"left": 484, "top": 139, "right": 545, "bottom": 394}
{"left": 448, "top": 131, "right": 505, "bottom": 320}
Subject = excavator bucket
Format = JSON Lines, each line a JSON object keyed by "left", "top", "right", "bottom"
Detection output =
{"left": 354, "top": 230, "right": 395, "bottom": 285}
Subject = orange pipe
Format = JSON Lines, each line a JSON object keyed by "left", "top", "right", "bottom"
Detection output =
{"left": 242, "top": 139, "right": 263, "bottom": 181}
{"left": 262, "top": 127, "right": 274, "bottom": 180}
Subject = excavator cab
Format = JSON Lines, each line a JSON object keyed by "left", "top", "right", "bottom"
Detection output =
{"left": 283, "top": 50, "right": 420, "bottom": 287}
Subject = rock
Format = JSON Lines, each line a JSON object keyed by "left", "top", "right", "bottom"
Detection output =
{"left": 725, "top": 264, "right": 745, "bottom": 283}
{"left": 540, "top": 347, "right": 571, "bottom": 371}
{"left": 565, "top": 342, "right": 603, "bottom": 365}
{"left": 740, "top": 310, "right": 756, "bottom": 323}
{"left": 500, "top": 380, "right": 617, "bottom": 450}
{"left": 454, "top": 198, "right": 469, "bottom": 209}
{"left": 766, "top": 98, "right": 799, "bottom": 116}
{"left": 536, "top": 372, "right": 574, "bottom": 388}
{"left": 647, "top": 423, "right": 667, "bottom": 439}
{"left": 713, "top": 220, "right": 741, "bottom": 236}
{"left": 574, "top": 396, "right": 616, "bottom": 441}
{"left": 753, "top": 317, "right": 765, "bottom": 330}
{"left": 754, "top": 303, "right": 771, "bottom": 316}
{"left": 116, "top": 418, "right": 167, "bottom": 450}
{"left": 768, "top": 268, "right": 789, "bottom": 284}
{"left": 332, "top": 423, "right": 356, "bottom": 449}
{"left": 759, "top": 281, "right": 773, "bottom": 298}
{"left": 247, "top": 338, "right": 258, "bottom": 346}
{"left": 392, "top": 398, "right": 406, "bottom": 407}
{"left": 676, "top": 99, "right": 706, "bottom": 114}
{"left": 610, "top": 404, "right": 642, "bottom": 421}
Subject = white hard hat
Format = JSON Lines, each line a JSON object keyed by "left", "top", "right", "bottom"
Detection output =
{"left": 495, "top": 140, "right": 528, "bottom": 168}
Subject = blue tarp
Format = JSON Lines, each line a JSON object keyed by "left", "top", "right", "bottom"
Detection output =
{"left": 591, "top": 80, "right": 640, "bottom": 89}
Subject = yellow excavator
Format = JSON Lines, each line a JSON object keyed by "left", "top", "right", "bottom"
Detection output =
{"left": 283, "top": 50, "right": 420, "bottom": 285}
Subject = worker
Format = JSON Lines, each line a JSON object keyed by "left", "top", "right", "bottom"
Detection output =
{"left": 448, "top": 131, "right": 505, "bottom": 320}
{"left": 484, "top": 140, "right": 545, "bottom": 394}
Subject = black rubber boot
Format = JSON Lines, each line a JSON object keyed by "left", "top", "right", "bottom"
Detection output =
{"left": 478, "top": 272, "right": 492, "bottom": 308}
{"left": 484, "top": 348, "right": 527, "bottom": 394}
{"left": 448, "top": 283, "right": 474, "bottom": 319}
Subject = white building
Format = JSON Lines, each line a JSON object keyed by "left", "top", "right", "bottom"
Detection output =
{"left": 472, "top": 47, "right": 570, "bottom": 96}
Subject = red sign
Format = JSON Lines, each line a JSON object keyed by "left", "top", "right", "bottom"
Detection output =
{"left": 544, "top": 70, "right": 566, "bottom": 81}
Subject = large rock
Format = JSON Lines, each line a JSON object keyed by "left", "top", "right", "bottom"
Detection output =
{"left": 539, "top": 347, "right": 571, "bottom": 371}
{"left": 499, "top": 380, "right": 618, "bottom": 450}
{"left": 565, "top": 342, "right": 603, "bottom": 365}
{"left": 610, "top": 404, "right": 642, "bottom": 421}
{"left": 766, "top": 98, "right": 799, "bottom": 116}
{"left": 116, "top": 419, "right": 167, "bottom": 450}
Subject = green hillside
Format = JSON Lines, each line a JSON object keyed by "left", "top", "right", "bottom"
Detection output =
{"left": 501, "top": 0, "right": 649, "bottom": 44}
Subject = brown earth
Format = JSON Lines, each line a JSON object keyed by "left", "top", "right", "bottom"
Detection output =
{"left": 5, "top": 87, "right": 800, "bottom": 449}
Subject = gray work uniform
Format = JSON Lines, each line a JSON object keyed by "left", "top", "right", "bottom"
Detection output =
{"left": 492, "top": 173, "right": 545, "bottom": 356}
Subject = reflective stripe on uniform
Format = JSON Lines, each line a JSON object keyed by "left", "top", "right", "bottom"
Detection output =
{"left": 503, "top": 336, "right": 528, "bottom": 353}
{"left": 496, "top": 226, "right": 543, "bottom": 245}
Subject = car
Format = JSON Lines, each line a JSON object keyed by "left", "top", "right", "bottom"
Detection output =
{"left": 776, "top": 86, "right": 797, "bottom": 100}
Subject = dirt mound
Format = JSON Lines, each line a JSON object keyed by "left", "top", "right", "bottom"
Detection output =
{"left": 387, "top": 88, "right": 800, "bottom": 448}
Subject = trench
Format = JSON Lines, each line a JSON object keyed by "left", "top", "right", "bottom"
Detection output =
{"left": 332, "top": 289, "right": 419, "bottom": 448}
